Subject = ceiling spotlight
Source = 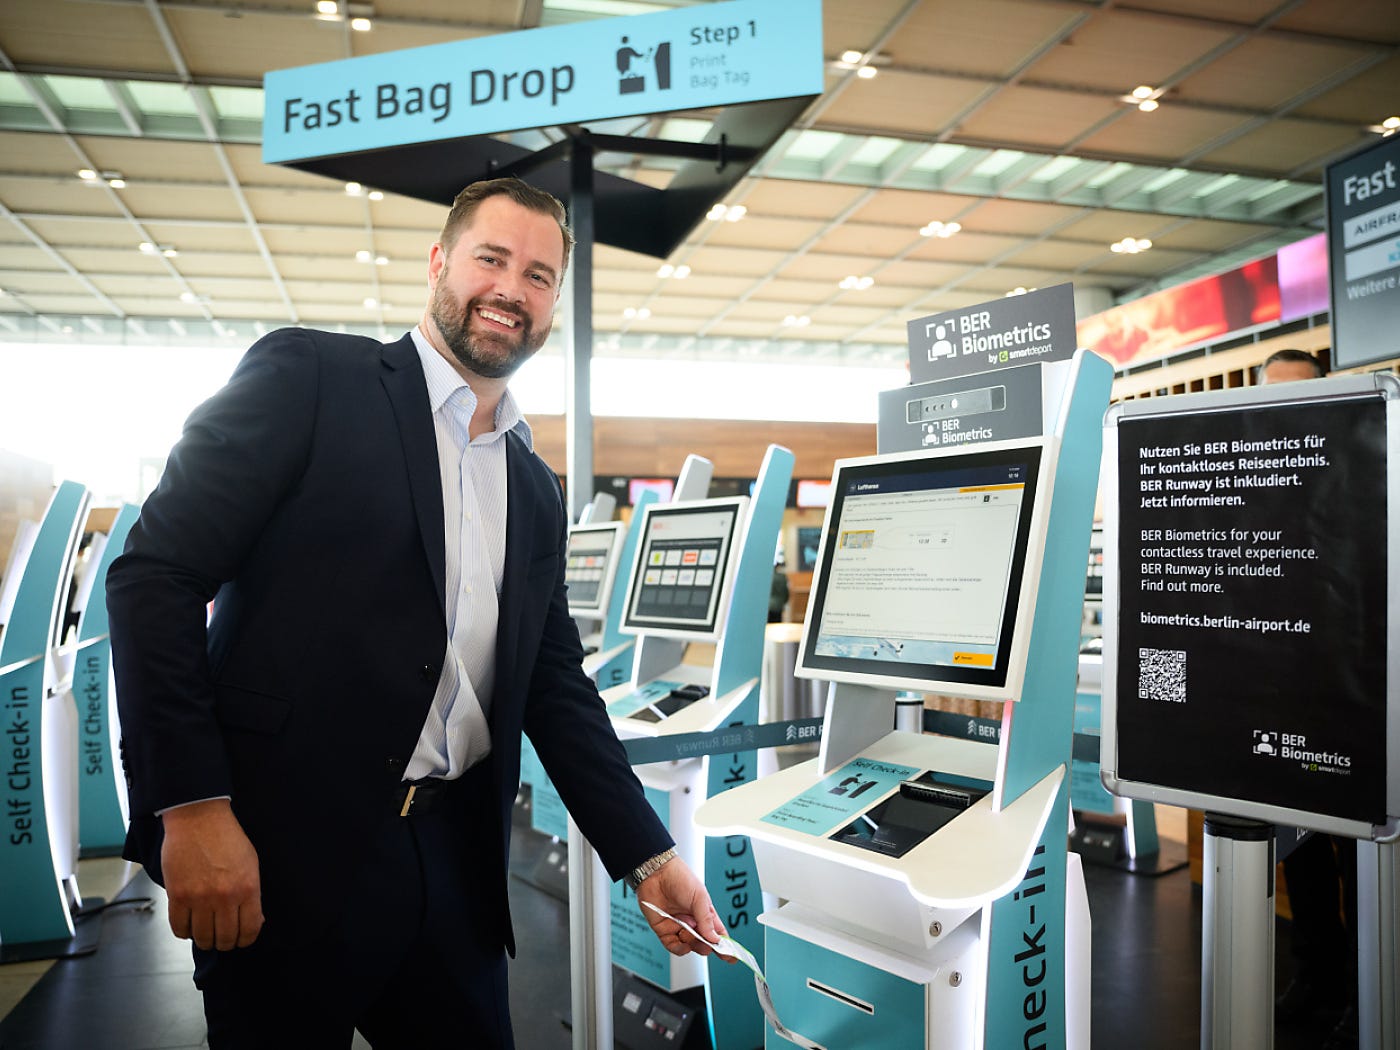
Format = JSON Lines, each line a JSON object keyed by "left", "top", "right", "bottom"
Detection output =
{"left": 107, "top": 177, "right": 127, "bottom": 188}
{"left": 374, "top": 255, "right": 388, "bottom": 266}
{"left": 356, "top": 250, "right": 372, "bottom": 263}
{"left": 363, "top": 297, "right": 379, "bottom": 309}
{"left": 179, "top": 291, "right": 201, "bottom": 303}
{"left": 839, "top": 275, "right": 874, "bottom": 290}
{"left": 856, "top": 65, "right": 878, "bottom": 79}
{"left": 139, "top": 241, "right": 157, "bottom": 254}
{"left": 707, "top": 203, "right": 746, "bottom": 222}
{"left": 1006, "top": 287, "right": 1032, "bottom": 297}
{"left": 623, "top": 306, "right": 651, "bottom": 320}
{"left": 920, "top": 220, "right": 961, "bottom": 238}
{"left": 782, "top": 314, "right": 811, "bottom": 327}
{"left": 1138, "top": 98, "right": 1159, "bottom": 113}
{"left": 314, "top": 0, "right": 340, "bottom": 16}
{"left": 345, "top": 181, "right": 363, "bottom": 196}
{"left": 1111, "top": 237, "right": 1153, "bottom": 254}
{"left": 77, "top": 168, "right": 97, "bottom": 181}
{"left": 367, "top": 189, "right": 384, "bottom": 201}
{"left": 350, "top": 16, "right": 371, "bottom": 30}
{"left": 657, "top": 264, "right": 674, "bottom": 278}
{"left": 162, "top": 247, "right": 179, "bottom": 258}
{"left": 841, "top": 50, "right": 863, "bottom": 64}
{"left": 1131, "top": 85, "right": 1155, "bottom": 100}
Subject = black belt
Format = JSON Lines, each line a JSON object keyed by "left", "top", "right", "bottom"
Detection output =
{"left": 391, "top": 777, "right": 451, "bottom": 817}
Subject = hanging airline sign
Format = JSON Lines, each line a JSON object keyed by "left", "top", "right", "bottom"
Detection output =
{"left": 906, "top": 283, "right": 1078, "bottom": 384}
{"left": 1326, "top": 133, "right": 1400, "bottom": 371}
{"left": 1102, "top": 377, "right": 1397, "bottom": 833}
{"left": 262, "top": 0, "right": 824, "bottom": 165}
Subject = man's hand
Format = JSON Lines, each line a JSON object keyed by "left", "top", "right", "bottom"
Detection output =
{"left": 635, "top": 856, "right": 731, "bottom": 959}
{"left": 160, "top": 798, "right": 263, "bottom": 951}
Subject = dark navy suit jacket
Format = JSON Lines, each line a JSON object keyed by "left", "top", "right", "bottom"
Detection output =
{"left": 107, "top": 328, "right": 671, "bottom": 955}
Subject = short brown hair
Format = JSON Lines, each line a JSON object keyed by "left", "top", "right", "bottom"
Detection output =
{"left": 439, "top": 177, "right": 574, "bottom": 276}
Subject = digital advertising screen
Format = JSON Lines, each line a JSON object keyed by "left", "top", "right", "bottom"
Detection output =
{"left": 564, "top": 521, "right": 625, "bottom": 619}
{"left": 621, "top": 497, "right": 747, "bottom": 640}
{"left": 798, "top": 441, "right": 1049, "bottom": 698}
{"left": 628, "top": 478, "right": 675, "bottom": 506}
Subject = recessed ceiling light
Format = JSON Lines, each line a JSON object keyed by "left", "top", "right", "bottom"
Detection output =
{"left": 1137, "top": 99, "right": 1159, "bottom": 113}
{"left": 782, "top": 314, "right": 811, "bottom": 327}
{"left": 162, "top": 247, "right": 179, "bottom": 258}
{"left": 77, "top": 168, "right": 97, "bottom": 181}
{"left": 841, "top": 50, "right": 863, "bottom": 64}
{"left": 374, "top": 255, "right": 388, "bottom": 266}
{"left": 107, "top": 177, "right": 127, "bottom": 188}
{"left": 623, "top": 306, "right": 651, "bottom": 320}
{"left": 139, "top": 241, "right": 157, "bottom": 254}
{"left": 350, "top": 16, "right": 371, "bottom": 30}
{"left": 657, "top": 264, "right": 674, "bottom": 278}
{"left": 315, "top": 0, "right": 338, "bottom": 14}
{"left": 345, "top": 181, "right": 363, "bottom": 196}
{"left": 707, "top": 203, "right": 746, "bottom": 222}
{"left": 920, "top": 220, "right": 961, "bottom": 238}
{"left": 1111, "top": 237, "right": 1153, "bottom": 254}
{"left": 856, "top": 65, "right": 878, "bottom": 79}
{"left": 1131, "top": 85, "right": 1155, "bottom": 100}
{"left": 839, "top": 275, "right": 874, "bottom": 290}
{"left": 367, "top": 189, "right": 384, "bottom": 201}
{"left": 356, "top": 249, "right": 372, "bottom": 263}
{"left": 363, "top": 297, "right": 379, "bottom": 309}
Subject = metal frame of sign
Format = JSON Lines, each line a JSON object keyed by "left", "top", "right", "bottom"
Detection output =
{"left": 1099, "top": 374, "right": 1400, "bottom": 840}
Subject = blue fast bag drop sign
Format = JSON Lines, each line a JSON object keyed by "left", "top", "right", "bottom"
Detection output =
{"left": 263, "top": 0, "right": 824, "bottom": 165}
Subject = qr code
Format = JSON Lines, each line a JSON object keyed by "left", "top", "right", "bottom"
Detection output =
{"left": 1138, "top": 647, "right": 1186, "bottom": 702}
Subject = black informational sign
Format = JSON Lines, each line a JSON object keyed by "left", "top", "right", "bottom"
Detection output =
{"left": 1115, "top": 395, "right": 1389, "bottom": 825}
{"left": 906, "top": 283, "right": 1077, "bottom": 384}
{"left": 1326, "top": 133, "right": 1400, "bottom": 370}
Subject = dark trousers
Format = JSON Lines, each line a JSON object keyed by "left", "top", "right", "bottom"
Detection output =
{"left": 194, "top": 765, "right": 513, "bottom": 1049}
{"left": 1283, "top": 833, "right": 1358, "bottom": 987}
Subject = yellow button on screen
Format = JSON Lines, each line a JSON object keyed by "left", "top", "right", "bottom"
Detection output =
{"left": 952, "top": 652, "right": 994, "bottom": 666}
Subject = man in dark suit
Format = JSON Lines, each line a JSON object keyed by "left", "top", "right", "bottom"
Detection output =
{"left": 107, "top": 178, "right": 723, "bottom": 1048}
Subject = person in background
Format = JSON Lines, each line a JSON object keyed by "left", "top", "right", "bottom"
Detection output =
{"left": 1258, "top": 346, "right": 1357, "bottom": 1050}
{"left": 108, "top": 177, "right": 725, "bottom": 1049}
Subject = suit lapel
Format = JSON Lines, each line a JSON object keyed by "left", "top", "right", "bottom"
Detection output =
{"left": 380, "top": 334, "right": 447, "bottom": 615}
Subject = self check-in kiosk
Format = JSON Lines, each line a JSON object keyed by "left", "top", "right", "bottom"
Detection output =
{"left": 596, "top": 444, "right": 794, "bottom": 1050}
{"left": 1100, "top": 373, "right": 1400, "bottom": 1050}
{"left": 695, "top": 346, "right": 1111, "bottom": 1050}
{"left": 0, "top": 479, "right": 94, "bottom": 961}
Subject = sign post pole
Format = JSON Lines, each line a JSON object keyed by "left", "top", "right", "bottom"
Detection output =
{"left": 1201, "top": 815, "right": 1275, "bottom": 1050}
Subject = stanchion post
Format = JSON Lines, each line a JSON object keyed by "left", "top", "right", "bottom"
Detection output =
{"left": 568, "top": 818, "right": 613, "bottom": 1050}
{"left": 1356, "top": 837, "right": 1398, "bottom": 1050}
{"left": 1201, "top": 814, "right": 1275, "bottom": 1050}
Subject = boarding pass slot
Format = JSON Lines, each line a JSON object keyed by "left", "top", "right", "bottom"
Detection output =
{"left": 806, "top": 978, "right": 874, "bottom": 1016}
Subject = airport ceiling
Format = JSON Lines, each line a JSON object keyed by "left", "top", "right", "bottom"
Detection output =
{"left": 0, "top": 0, "right": 1396, "bottom": 369}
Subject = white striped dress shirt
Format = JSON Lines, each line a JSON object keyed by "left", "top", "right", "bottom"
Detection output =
{"left": 404, "top": 326, "right": 532, "bottom": 781}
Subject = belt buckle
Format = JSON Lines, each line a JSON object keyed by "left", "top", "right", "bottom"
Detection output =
{"left": 399, "top": 783, "right": 417, "bottom": 817}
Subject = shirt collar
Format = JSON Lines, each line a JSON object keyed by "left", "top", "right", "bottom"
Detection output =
{"left": 409, "top": 326, "right": 533, "bottom": 450}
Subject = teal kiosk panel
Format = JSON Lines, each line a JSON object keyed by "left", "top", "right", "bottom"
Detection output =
{"left": 72, "top": 503, "right": 138, "bottom": 855}
{"left": 604, "top": 445, "right": 793, "bottom": 1050}
{"left": 0, "top": 480, "right": 91, "bottom": 947}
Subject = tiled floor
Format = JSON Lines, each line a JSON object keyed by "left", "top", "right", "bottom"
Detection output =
{"left": 0, "top": 814, "right": 1354, "bottom": 1050}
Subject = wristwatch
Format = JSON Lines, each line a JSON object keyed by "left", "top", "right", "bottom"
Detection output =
{"left": 625, "top": 847, "right": 677, "bottom": 890}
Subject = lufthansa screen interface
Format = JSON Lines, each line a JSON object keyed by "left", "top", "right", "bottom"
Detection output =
{"left": 623, "top": 500, "right": 743, "bottom": 637}
{"left": 564, "top": 524, "right": 622, "bottom": 617}
{"left": 801, "top": 445, "right": 1043, "bottom": 690}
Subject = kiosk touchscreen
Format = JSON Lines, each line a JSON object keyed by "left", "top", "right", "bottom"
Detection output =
{"left": 565, "top": 521, "right": 625, "bottom": 622}
{"left": 620, "top": 496, "right": 745, "bottom": 646}
{"left": 798, "top": 440, "right": 1049, "bottom": 703}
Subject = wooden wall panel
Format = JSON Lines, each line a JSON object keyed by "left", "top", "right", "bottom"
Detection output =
{"left": 529, "top": 416, "right": 876, "bottom": 480}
